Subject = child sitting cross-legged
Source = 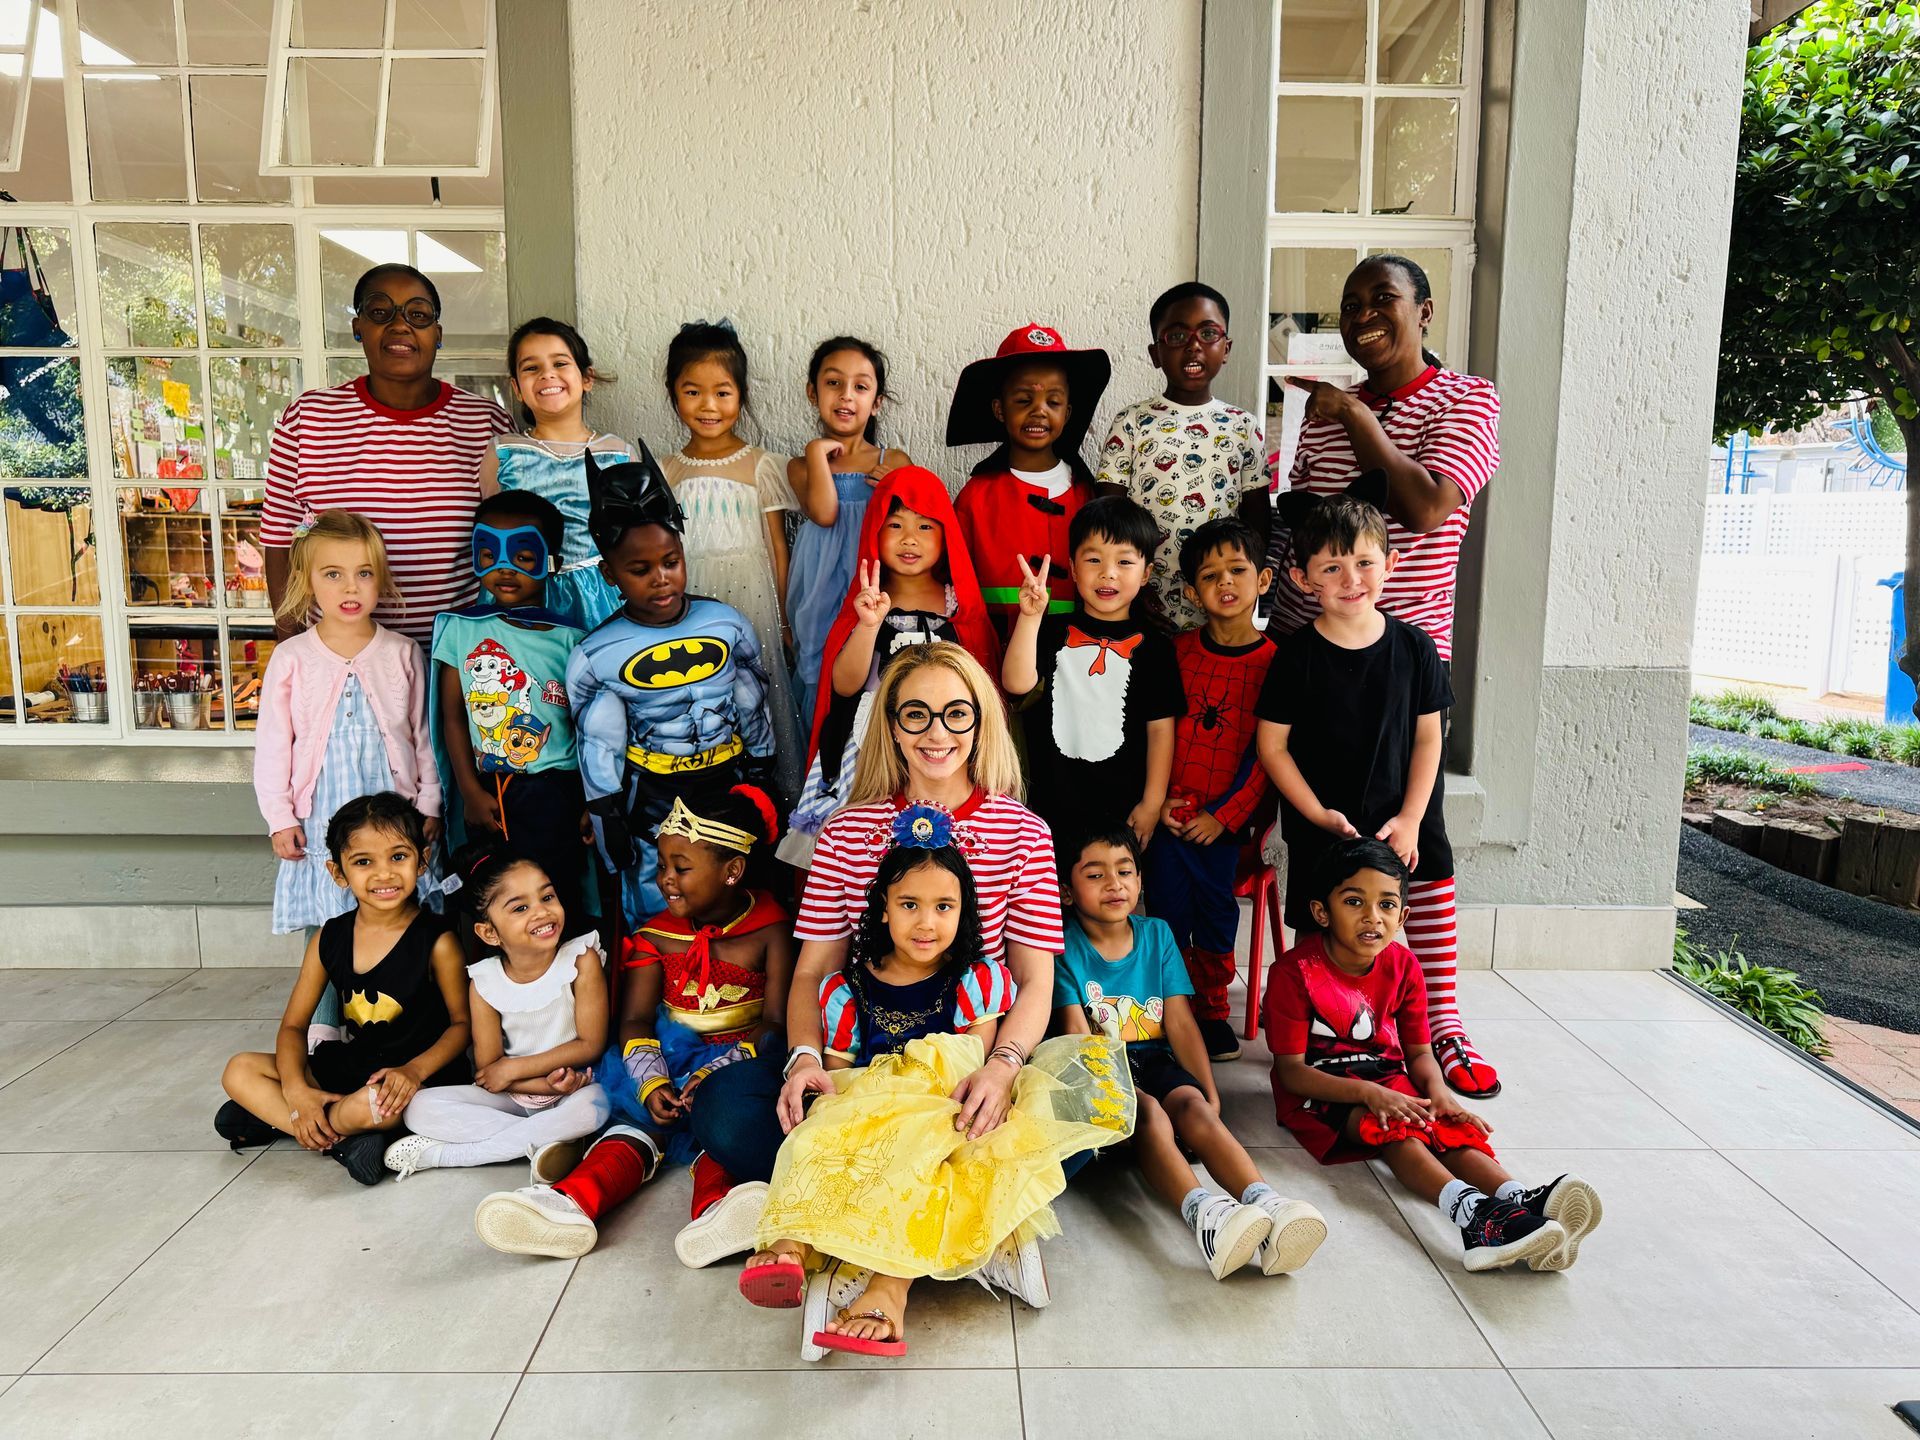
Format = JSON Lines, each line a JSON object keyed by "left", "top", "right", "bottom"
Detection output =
{"left": 1268, "top": 839, "right": 1602, "bottom": 1272}
{"left": 1055, "top": 830, "right": 1326, "bottom": 1280}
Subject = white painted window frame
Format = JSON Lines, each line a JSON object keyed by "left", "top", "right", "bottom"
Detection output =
{"left": 260, "top": 0, "right": 495, "bottom": 178}
{"left": 0, "top": 0, "right": 41, "bottom": 170}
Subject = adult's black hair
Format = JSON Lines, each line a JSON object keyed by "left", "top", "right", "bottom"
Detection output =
{"left": 325, "top": 790, "right": 428, "bottom": 863}
{"left": 1351, "top": 254, "right": 1441, "bottom": 369}
{"left": 1149, "top": 280, "right": 1230, "bottom": 335}
{"left": 854, "top": 844, "right": 985, "bottom": 977}
{"left": 352, "top": 263, "right": 441, "bottom": 318}
{"left": 666, "top": 321, "right": 752, "bottom": 414}
{"left": 1069, "top": 494, "right": 1161, "bottom": 557}
{"left": 475, "top": 488, "right": 566, "bottom": 552}
{"left": 448, "top": 840, "right": 551, "bottom": 927}
{"left": 808, "top": 335, "right": 892, "bottom": 444}
{"left": 1307, "top": 837, "right": 1411, "bottom": 919}
{"left": 1178, "top": 515, "right": 1263, "bottom": 584}
{"left": 506, "top": 316, "right": 594, "bottom": 424}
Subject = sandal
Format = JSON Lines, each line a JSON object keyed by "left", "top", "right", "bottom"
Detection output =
{"left": 813, "top": 1304, "right": 906, "bottom": 1358}
{"left": 738, "top": 1249, "right": 805, "bottom": 1308}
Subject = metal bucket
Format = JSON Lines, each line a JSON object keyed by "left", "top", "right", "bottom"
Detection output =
{"left": 134, "top": 691, "right": 166, "bottom": 728}
{"left": 164, "top": 693, "right": 212, "bottom": 730}
{"left": 68, "top": 691, "right": 108, "bottom": 723}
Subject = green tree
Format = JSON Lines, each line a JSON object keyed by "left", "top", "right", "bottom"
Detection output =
{"left": 1717, "top": 0, "right": 1920, "bottom": 715}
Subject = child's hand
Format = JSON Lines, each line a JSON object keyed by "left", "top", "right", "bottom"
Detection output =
{"left": 285, "top": 1085, "right": 341, "bottom": 1151}
{"left": 475, "top": 1058, "right": 516, "bottom": 1093}
{"left": 1014, "top": 554, "right": 1051, "bottom": 618}
{"left": 805, "top": 437, "right": 845, "bottom": 468}
{"left": 367, "top": 1065, "right": 421, "bottom": 1119}
{"left": 578, "top": 811, "right": 595, "bottom": 844}
{"left": 423, "top": 815, "right": 442, "bottom": 846}
{"left": 1430, "top": 1091, "right": 1492, "bottom": 1134}
{"left": 1126, "top": 798, "right": 1158, "bottom": 850}
{"left": 1366, "top": 1084, "right": 1431, "bottom": 1128}
{"left": 1374, "top": 814, "right": 1420, "bottom": 869}
{"left": 644, "top": 1083, "right": 687, "bottom": 1125}
{"left": 270, "top": 825, "right": 307, "bottom": 862}
{"left": 1316, "top": 808, "right": 1361, "bottom": 839}
{"left": 548, "top": 1066, "right": 588, "bottom": 1095}
{"left": 463, "top": 785, "right": 504, "bottom": 836}
{"left": 1183, "top": 811, "right": 1227, "bottom": 846}
{"left": 851, "top": 559, "right": 892, "bottom": 629}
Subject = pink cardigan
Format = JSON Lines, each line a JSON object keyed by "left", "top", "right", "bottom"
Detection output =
{"left": 252, "top": 626, "right": 440, "bottom": 835}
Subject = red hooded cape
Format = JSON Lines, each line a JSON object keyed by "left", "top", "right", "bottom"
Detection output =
{"left": 805, "top": 464, "right": 1001, "bottom": 763}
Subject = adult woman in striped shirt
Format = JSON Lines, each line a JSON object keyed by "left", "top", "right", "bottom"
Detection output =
{"left": 1268, "top": 253, "right": 1502, "bottom": 1100}
{"left": 261, "top": 264, "right": 514, "bottom": 645}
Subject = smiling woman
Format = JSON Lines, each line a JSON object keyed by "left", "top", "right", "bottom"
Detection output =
{"left": 259, "top": 262, "right": 514, "bottom": 644}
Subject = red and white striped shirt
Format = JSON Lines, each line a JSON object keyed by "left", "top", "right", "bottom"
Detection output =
{"left": 260, "top": 378, "right": 514, "bottom": 644}
{"left": 1268, "top": 367, "right": 1499, "bottom": 661}
{"left": 795, "top": 790, "right": 1064, "bottom": 958}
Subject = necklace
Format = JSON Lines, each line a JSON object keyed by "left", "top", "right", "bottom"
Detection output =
{"left": 674, "top": 443, "right": 751, "bottom": 468}
{"left": 523, "top": 432, "right": 602, "bottom": 460}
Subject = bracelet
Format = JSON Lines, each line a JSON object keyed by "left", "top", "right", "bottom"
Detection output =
{"left": 783, "top": 1044, "right": 823, "bottom": 1079}
{"left": 988, "top": 1044, "right": 1025, "bottom": 1073}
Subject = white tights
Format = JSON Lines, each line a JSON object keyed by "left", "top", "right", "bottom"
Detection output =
{"left": 401, "top": 1083, "right": 610, "bottom": 1168}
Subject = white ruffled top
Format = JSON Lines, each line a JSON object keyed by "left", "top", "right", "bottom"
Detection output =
{"left": 470, "top": 929, "right": 598, "bottom": 1059}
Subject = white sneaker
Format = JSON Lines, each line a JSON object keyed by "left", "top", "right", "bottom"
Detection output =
{"left": 1249, "top": 1194, "right": 1328, "bottom": 1276}
{"left": 800, "top": 1257, "right": 874, "bottom": 1363}
{"left": 969, "top": 1231, "right": 1050, "bottom": 1308}
{"left": 382, "top": 1134, "right": 445, "bottom": 1181}
{"left": 1192, "top": 1196, "right": 1272, "bottom": 1280}
{"left": 529, "top": 1137, "right": 587, "bottom": 1187}
{"left": 673, "top": 1181, "right": 769, "bottom": 1270}
{"left": 473, "top": 1185, "right": 598, "bottom": 1259}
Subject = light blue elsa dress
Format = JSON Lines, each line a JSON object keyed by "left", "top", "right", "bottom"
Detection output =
{"left": 786, "top": 465, "right": 875, "bottom": 720}
{"left": 493, "top": 433, "right": 635, "bottom": 631}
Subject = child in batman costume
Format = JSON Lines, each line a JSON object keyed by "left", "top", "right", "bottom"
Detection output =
{"left": 566, "top": 441, "right": 777, "bottom": 925}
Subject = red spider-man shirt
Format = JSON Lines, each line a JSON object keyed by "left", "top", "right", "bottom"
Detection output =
{"left": 1168, "top": 629, "right": 1275, "bottom": 834}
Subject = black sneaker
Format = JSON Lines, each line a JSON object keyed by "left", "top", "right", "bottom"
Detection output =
{"left": 1511, "top": 1175, "right": 1603, "bottom": 1271}
{"left": 1459, "top": 1197, "right": 1565, "bottom": 1272}
{"left": 327, "top": 1131, "right": 389, "bottom": 1187}
{"left": 213, "top": 1100, "right": 280, "bottom": 1151}
{"left": 1199, "top": 1017, "right": 1242, "bottom": 1063}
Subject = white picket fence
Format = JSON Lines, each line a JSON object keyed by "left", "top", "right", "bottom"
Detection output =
{"left": 1693, "top": 493, "right": 1902, "bottom": 696}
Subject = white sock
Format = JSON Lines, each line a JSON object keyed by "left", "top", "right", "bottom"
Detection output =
{"left": 1494, "top": 1180, "right": 1525, "bottom": 1203}
{"left": 1438, "top": 1179, "right": 1488, "bottom": 1228}
{"left": 1242, "top": 1181, "right": 1278, "bottom": 1208}
{"left": 1180, "top": 1186, "right": 1211, "bottom": 1229}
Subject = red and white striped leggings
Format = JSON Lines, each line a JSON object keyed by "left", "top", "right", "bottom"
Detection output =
{"left": 1402, "top": 876, "right": 1464, "bottom": 1041}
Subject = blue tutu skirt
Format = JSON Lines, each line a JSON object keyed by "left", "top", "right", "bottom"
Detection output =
{"left": 593, "top": 1012, "right": 743, "bottom": 1166}
{"left": 785, "top": 470, "right": 870, "bottom": 718}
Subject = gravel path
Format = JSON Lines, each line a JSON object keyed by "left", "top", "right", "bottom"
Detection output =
{"left": 1688, "top": 723, "right": 1920, "bottom": 814}
{"left": 1676, "top": 826, "right": 1920, "bottom": 1033}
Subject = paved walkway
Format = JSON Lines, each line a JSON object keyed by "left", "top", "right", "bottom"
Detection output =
{"left": 1688, "top": 723, "right": 1920, "bottom": 813}
{"left": 1, "top": 965, "right": 1918, "bottom": 1438}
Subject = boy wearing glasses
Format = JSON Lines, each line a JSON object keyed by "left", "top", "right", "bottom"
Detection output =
{"left": 1096, "top": 283, "right": 1272, "bottom": 631}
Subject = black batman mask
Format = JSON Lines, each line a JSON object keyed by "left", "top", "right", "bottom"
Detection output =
{"left": 1272, "top": 467, "right": 1391, "bottom": 530}
{"left": 585, "top": 438, "right": 685, "bottom": 555}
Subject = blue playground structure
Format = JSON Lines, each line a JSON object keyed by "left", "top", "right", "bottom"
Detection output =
{"left": 1833, "top": 408, "right": 1908, "bottom": 490}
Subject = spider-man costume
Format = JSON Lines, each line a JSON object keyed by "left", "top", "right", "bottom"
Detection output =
{"left": 1143, "top": 629, "right": 1276, "bottom": 1022}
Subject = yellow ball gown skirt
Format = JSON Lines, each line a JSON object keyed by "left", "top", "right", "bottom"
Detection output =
{"left": 756, "top": 1032, "right": 1136, "bottom": 1280}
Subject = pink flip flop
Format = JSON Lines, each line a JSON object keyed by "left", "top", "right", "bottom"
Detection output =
{"left": 812, "top": 1308, "right": 906, "bottom": 1357}
{"left": 738, "top": 1254, "right": 806, "bottom": 1308}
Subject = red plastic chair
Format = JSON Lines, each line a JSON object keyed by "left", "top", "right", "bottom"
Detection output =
{"left": 1235, "top": 848, "right": 1289, "bottom": 1041}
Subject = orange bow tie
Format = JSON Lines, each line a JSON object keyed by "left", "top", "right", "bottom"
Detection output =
{"left": 1063, "top": 626, "right": 1143, "bottom": 676}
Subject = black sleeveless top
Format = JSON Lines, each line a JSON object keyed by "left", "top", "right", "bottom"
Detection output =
{"left": 318, "top": 909, "right": 454, "bottom": 1070}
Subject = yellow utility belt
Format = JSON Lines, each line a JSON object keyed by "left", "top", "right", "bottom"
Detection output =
{"left": 625, "top": 735, "right": 744, "bottom": 775}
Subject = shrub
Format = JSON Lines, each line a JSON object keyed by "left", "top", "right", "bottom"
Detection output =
{"left": 1889, "top": 725, "right": 1920, "bottom": 766}
{"left": 1685, "top": 745, "right": 1816, "bottom": 795}
{"left": 1673, "top": 929, "right": 1829, "bottom": 1057}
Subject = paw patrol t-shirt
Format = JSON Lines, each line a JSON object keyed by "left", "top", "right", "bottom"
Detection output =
{"left": 430, "top": 606, "right": 584, "bottom": 775}
{"left": 1019, "top": 609, "right": 1183, "bottom": 855}
{"left": 1054, "top": 914, "right": 1193, "bottom": 1045}
{"left": 1096, "top": 395, "right": 1267, "bottom": 629}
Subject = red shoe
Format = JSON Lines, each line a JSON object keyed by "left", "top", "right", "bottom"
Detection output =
{"left": 1435, "top": 1035, "right": 1501, "bottom": 1098}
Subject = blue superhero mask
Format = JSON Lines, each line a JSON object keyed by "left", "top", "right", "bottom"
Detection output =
{"left": 472, "top": 523, "right": 552, "bottom": 579}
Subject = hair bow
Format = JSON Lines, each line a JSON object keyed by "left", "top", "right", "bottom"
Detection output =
{"left": 585, "top": 437, "right": 684, "bottom": 554}
{"left": 680, "top": 317, "right": 736, "bottom": 335}
{"left": 891, "top": 802, "right": 956, "bottom": 851}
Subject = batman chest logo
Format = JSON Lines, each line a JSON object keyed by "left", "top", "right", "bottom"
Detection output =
{"left": 344, "top": 989, "right": 403, "bottom": 1024}
{"left": 620, "top": 636, "right": 730, "bottom": 690}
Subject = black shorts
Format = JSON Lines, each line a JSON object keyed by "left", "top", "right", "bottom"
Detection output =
{"left": 1127, "top": 1043, "right": 1205, "bottom": 1103}
{"left": 307, "top": 1041, "right": 468, "bottom": 1095}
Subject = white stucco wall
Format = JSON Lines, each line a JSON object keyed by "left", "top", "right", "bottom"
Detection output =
{"left": 566, "top": 0, "right": 1202, "bottom": 476}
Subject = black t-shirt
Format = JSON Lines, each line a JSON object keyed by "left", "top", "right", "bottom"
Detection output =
{"left": 1256, "top": 616, "right": 1453, "bottom": 920}
{"left": 1019, "top": 609, "right": 1184, "bottom": 854}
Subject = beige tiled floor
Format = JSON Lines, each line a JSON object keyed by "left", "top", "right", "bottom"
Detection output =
{"left": 1, "top": 965, "right": 1917, "bottom": 1439}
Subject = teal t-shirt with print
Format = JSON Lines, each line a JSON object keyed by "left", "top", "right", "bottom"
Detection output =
{"left": 1054, "top": 914, "right": 1194, "bottom": 1044}
{"left": 429, "top": 606, "right": 583, "bottom": 775}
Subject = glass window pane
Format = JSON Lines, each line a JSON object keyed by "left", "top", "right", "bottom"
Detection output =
{"left": 10, "top": 74, "right": 76, "bottom": 203}
{"left": 106, "top": 355, "right": 207, "bottom": 479}
{"left": 208, "top": 356, "right": 298, "bottom": 480}
{"left": 1379, "top": 0, "right": 1464, "bottom": 85}
{"left": 227, "top": 622, "right": 274, "bottom": 729}
{"left": 1268, "top": 247, "right": 1359, "bottom": 364}
{"left": 18, "top": 613, "right": 106, "bottom": 724}
{"left": 325, "top": 353, "right": 361, "bottom": 388}
{"left": 290, "top": 0, "right": 386, "bottom": 48}
{"left": 443, "top": 363, "right": 506, "bottom": 413}
{"left": 0, "top": 357, "right": 86, "bottom": 477}
{"left": 1275, "top": 95, "right": 1360, "bottom": 213}
{"left": 0, "top": 227, "right": 78, "bottom": 347}
{"left": 83, "top": 73, "right": 189, "bottom": 201}
{"left": 1279, "top": 0, "right": 1365, "bottom": 82}
{"left": 219, "top": 487, "right": 271, "bottom": 611}
{"left": 281, "top": 57, "right": 380, "bottom": 166}
{"left": 312, "top": 101, "right": 501, "bottom": 204}
{"left": 190, "top": 73, "right": 290, "bottom": 202}
{"left": 119, "top": 486, "right": 217, "bottom": 608}
{"left": 392, "top": 0, "right": 488, "bottom": 49}
{"left": 1372, "top": 96, "right": 1459, "bottom": 215}
{"left": 0, "top": 613, "right": 13, "bottom": 724}
{"left": 1365, "top": 246, "right": 1455, "bottom": 364}
{"left": 184, "top": 0, "right": 273, "bottom": 64}
{"left": 95, "top": 222, "right": 198, "bottom": 348}
{"left": 128, "top": 622, "right": 222, "bottom": 729}
{"left": 319, "top": 227, "right": 407, "bottom": 348}
{"left": 382, "top": 57, "right": 483, "bottom": 168}
{"left": 201, "top": 224, "right": 299, "bottom": 348}
{"left": 0, "top": 47, "right": 20, "bottom": 166}
{"left": 423, "top": 230, "right": 504, "bottom": 350}
{"left": 7, "top": 487, "right": 99, "bottom": 605}
{"left": 75, "top": 0, "right": 178, "bottom": 65}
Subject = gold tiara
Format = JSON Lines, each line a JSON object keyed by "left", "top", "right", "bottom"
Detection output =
{"left": 655, "top": 796, "right": 757, "bottom": 854}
